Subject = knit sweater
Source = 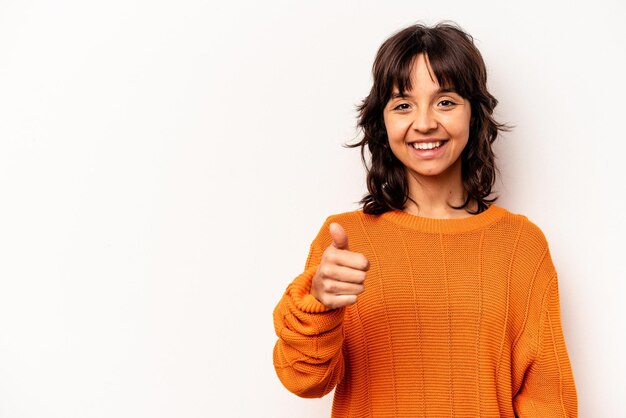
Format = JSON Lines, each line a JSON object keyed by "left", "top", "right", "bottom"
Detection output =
{"left": 273, "top": 203, "right": 577, "bottom": 417}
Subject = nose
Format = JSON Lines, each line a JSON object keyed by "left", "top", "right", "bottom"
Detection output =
{"left": 411, "top": 108, "right": 438, "bottom": 133}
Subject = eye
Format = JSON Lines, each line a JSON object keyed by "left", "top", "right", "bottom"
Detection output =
{"left": 438, "top": 99, "right": 457, "bottom": 107}
{"left": 392, "top": 103, "right": 410, "bottom": 111}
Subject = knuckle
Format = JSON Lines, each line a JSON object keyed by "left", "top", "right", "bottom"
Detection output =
{"left": 322, "top": 246, "right": 335, "bottom": 258}
{"left": 320, "top": 265, "right": 334, "bottom": 278}
{"left": 324, "top": 251, "right": 336, "bottom": 264}
{"left": 322, "top": 280, "right": 336, "bottom": 293}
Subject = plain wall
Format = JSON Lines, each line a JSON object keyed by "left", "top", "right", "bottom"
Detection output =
{"left": 0, "top": 0, "right": 624, "bottom": 416}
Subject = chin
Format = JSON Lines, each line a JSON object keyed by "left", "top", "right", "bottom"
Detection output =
{"left": 408, "top": 165, "right": 452, "bottom": 177}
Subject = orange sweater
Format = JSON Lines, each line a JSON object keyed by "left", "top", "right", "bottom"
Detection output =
{"left": 273, "top": 204, "right": 577, "bottom": 417}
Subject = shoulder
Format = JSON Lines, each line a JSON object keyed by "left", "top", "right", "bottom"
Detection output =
{"left": 485, "top": 206, "right": 560, "bottom": 303}
{"left": 310, "top": 209, "right": 377, "bottom": 249}
{"left": 499, "top": 206, "right": 551, "bottom": 248}
{"left": 499, "top": 206, "right": 558, "bottom": 282}
{"left": 324, "top": 209, "right": 367, "bottom": 226}
{"left": 324, "top": 209, "right": 390, "bottom": 236}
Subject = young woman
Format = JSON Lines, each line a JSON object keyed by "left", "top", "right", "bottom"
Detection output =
{"left": 272, "top": 22, "right": 577, "bottom": 417}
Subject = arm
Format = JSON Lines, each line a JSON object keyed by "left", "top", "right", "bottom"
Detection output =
{"left": 272, "top": 240, "right": 346, "bottom": 398}
{"left": 513, "top": 276, "right": 578, "bottom": 417}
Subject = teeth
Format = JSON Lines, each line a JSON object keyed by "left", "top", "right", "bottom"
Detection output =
{"left": 412, "top": 141, "right": 445, "bottom": 150}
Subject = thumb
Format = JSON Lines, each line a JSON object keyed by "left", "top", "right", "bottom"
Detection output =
{"left": 329, "top": 222, "right": 350, "bottom": 250}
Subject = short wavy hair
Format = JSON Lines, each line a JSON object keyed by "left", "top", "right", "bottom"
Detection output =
{"left": 350, "top": 22, "right": 508, "bottom": 215}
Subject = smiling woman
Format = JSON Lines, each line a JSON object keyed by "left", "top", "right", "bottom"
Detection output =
{"left": 272, "top": 22, "right": 577, "bottom": 417}
{"left": 383, "top": 53, "right": 472, "bottom": 201}
{"left": 352, "top": 23, "right": 507, "bottom": 218}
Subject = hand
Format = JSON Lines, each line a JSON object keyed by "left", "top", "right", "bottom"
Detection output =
{"left": 310, "top": 222, "right": 370, "bottom": 309}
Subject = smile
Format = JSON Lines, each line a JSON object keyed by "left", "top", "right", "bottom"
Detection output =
{"left": 410, "top": 140, "right": 448, "bottom": 150}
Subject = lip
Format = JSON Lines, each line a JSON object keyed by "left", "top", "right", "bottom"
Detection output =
{"left": 408, "top": 139, "right": 448, "bottom": 159}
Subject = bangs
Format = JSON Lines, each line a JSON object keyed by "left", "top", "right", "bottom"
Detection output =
{"left": 426, "top": 43, "right": 474, "bottom": 98}
{"left": 377, "top": 30, "right": 475, "bottom": 101}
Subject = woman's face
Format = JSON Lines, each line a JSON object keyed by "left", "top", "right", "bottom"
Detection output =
{"left": 383, "top": 53, "right": 472, "bottom": 182}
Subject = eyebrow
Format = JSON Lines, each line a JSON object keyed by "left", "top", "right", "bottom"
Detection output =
{"left": 391, "top": 87, "right": 458, "bottom": 99}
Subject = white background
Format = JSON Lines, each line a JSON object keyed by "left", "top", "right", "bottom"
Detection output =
{"left": 0, "top": 0, "right": 624, "bottom": 417}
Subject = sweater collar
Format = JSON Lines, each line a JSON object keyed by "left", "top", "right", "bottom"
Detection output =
{"left": 380, "top": 203, "right": 507, "bottom": 234}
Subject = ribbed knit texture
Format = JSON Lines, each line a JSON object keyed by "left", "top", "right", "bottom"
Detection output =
{"left": 273, "top": 203, "right": 577, "bottom": 417}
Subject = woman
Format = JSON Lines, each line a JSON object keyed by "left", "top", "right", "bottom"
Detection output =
{"left": 272, "top": 22, "right": 577, "bottom": 417}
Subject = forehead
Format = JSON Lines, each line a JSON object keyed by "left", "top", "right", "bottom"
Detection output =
{"left": 391, "top": 53, "right": 457, "bottom": 96}
{"left": 409, "top": 55, "right": 439, "bottom": 90}
{"left": 391, "top": 53, "right": 456, "bottom": 98}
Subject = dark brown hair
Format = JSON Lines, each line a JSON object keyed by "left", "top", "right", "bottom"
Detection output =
{"left": 350, "top": 21, "right": 508, "bottom": 215}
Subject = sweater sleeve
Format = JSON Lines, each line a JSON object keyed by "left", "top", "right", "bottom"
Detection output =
{"left": 272, "top": 227, "right": 346, "bottom": 398}
{"left": 513, "top": 276, "right": 578, "bottom": 417}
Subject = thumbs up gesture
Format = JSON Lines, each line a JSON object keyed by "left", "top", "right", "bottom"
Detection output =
{"left": 311, "top": 223, "right": 370, "bottom": 309}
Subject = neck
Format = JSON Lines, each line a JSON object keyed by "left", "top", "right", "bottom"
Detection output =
{"left": 403, "top": 165, "right": 476, "bottom": 219}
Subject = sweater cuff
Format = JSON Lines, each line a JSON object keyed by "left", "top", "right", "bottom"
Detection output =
{"left": 289, "top": 266, "right": 339, "bottom": 314}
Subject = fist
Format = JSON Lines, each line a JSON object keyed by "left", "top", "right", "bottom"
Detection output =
{"left": 310, "top": 222, "right": 370, "bottom": 309}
